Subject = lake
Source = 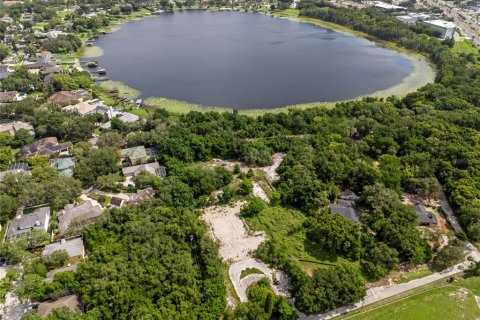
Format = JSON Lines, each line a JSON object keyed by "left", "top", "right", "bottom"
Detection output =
{"left": 91, "top": 11, "right": 418, "bottom": 109}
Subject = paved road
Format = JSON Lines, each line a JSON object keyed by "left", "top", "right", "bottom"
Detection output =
{"left": 302, "top": 260, "right": 474, "bottom": 320}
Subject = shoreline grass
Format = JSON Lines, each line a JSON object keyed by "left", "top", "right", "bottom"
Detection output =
{"left": 98, "top": 80, "right": 141, "bottom": 99}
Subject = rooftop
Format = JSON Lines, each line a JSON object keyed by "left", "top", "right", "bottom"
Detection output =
{"left": 414, "top": 204, "right": 438, "bottom": 225}
{"left": 121, "top": 146, "right": 147, "bottom": 161}
{"left": 57, "top": 200, "right": 103, "bottom": 235}
{"left": 37, "top": 294, "right": 81, "bottom": 317}
{"left": 42, "top": 237, "right": 84, "bottom": 259}
{"left": 329, "top": 203, "right": 360, "bottom": 224}
{"left": 122, "top": 162, "right": 166, "bottom": 177}
{"left": 423, "top": 19, "right": 456, "bottom": 29}
{"left": 6, "top": 207, "right": 50, "bottom": 241}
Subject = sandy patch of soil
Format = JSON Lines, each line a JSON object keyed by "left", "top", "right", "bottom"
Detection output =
{"left": 263, "top": 153, "right": 286, "bottom": 182}
{"left": 203, "top": 202, "right": 265, "bottom": 262}
{"left": 202, "top": 201, "right": 290, "bottom": 305}
{"left": 253, "top": 182, "right": 269, "bottom": 202}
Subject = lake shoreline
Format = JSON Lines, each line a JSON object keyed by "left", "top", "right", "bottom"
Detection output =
{"left": 80, "top": 9, "right": 435, "bottom": 116}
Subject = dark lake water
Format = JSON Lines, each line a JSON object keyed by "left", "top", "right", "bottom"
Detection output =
{"left": 92, "top": 11, "right": 415, "bottom": 109}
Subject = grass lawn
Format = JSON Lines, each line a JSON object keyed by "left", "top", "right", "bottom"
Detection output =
{"left": 391, "top": 266, "right": 434, "bottom": 284}
{"left": 129, "top": 108, "right": 150, "bottom": 116}
{"left": 244, "top": 206, "right": 351, "bottom": 273}
{"left": 240, "top": 267, "right": 264, "bottom": 279}
{"left": 98, "top": 80, "right": 140, "bottom": 99}
{"left": 453, "top": 40, "right": 478, "bottom": 56}
{"left": 336, "top": 276, "right": 480, "bottom": 320}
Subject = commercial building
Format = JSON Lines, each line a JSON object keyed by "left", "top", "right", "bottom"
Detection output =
{"left": 421, "top": 19, "right": 456, "bottom": 39}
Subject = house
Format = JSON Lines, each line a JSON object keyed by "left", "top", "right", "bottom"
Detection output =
{"left": 118, "top": 112, "right": 139, "bottom": 123}
{"left": 37, "top": 294, "right": 81, "bottom": 317}
{"left": 329, "top": 202, "right": 360, "bottom": 224}
{"left": 19, "top": 137, "right": 73, "bottom": 158}
{"left": 57, "top": 200, "right": 103, "bottom": 235}
{"left": 50, "top": 157, "right": 75, "bottom": 177}
{"left": 0, "top": 91, "right": 19, "bottom": 104}
{"left": 122, "top": 162, "right": 166, "bottom": 178}
{"left": 48, "top": 90, "right": 87, "bottom": 106}
{"left": 0, "top": 162, "right": 30, "bottom": 182}
{"left": 5, "top": 207, "right": 50, "bottom": 241}
{"left": 339, "top": 190, "right": 358, "bottom": 201}
{"left": 45, "top": 264, "right": 78, "bottom": 283}
{"left": 0, "top": 66, "right": 14, "bottom": 79}
{"left": 62, "top": 99, "right": 106, "bottom": 116}
{"left": 99, "top": 111, "right": 140, "bottom": 130}
{"left": 109, "top": 197, "right": 125, "bottom": 208}
{"left": 414, "top": 204, "right": 438, "bottom": 226}
{"left": 120, "top": 146, "right": 148, "bottom": 165}
{"left": 128, "top": 187, "right": 156, "bottom": 205}
{"left": 40, "top": 65, "right": 65, "bottom": 76}
{"left": 0, "top": 121, "right": 34, "bottom": 136}
{"left": 42, "top": 237, "right": 85, "bottom": 263}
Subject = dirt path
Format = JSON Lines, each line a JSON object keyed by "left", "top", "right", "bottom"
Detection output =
{"left": 263, "top": 153, "right": 286, "bottom": 182}
{"left": 253, "top": 182, "right": 269, "bottom": 202}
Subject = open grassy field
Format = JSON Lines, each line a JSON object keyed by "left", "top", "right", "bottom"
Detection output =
{"left": 453, "top": 39, "right": 478, "bottom": 56}
{"left": 336, "top": 276, "right": 480, "bottom": 320}
{"left": 244, "top": 206, "right": 351, "bottom": 273}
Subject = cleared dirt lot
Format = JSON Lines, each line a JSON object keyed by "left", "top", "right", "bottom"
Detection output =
{"left": 203, "top": 202, "right": 265, "bottom": 262}
{"left": 203, "top": 202, "right": 290, "bottom": 304}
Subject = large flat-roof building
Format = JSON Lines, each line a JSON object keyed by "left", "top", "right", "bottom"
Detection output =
{"left": 421, "top": 20, "right": 456, "bottom": 39}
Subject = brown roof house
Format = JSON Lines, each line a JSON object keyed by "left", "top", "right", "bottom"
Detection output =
{"left": 62, "top": 99, "right": 106, "bottom": 116}
{"left": 0, "top": 91, "right": 19, "bottom": 104}
{"left": 120, "top": 146, "right": 148, "bottom": 165}
{"left": 19, "top": 137, "right": 72, "bottom": 158}
{"left": 42, "top": 237, "right": 85, "bottom": 263}
{"left": 5, "top": 207, "right": 50, "bottom": 241}
{"left": 48, "top": 90, "right": 87, "bottom": 106}
{"left": 128, "top": 187, "right": 156, "bottom": 205}
{"left": 57, "top": 200, "right": 103, "bottom": 235}
{"left": 37, "top": 294, "right": 81, "bottom": 317}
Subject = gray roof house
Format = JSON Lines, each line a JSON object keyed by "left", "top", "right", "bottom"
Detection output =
{"left": 6, "top": 207, "right": 50, "bottom": 241}
{"left": 50, "top": 157, "right": 75, "bottom": 177}
{"left": 0, "top": 162, "right": 30, "bottom": 182}
{"left": 329, "top": 202, "right": 360, "bottom": 224}
{"left": 45, "top": 264, "right": 78, "bottom": 283}
{"left": 120, "top": 146, "right": 148, "bottom": 165}
{"left": 109, "top": 197, "right": 125, "bottom": 208}
{"left": 57, "top": 201, "right": 103, "bottom": 235}
{"left": 42, "top": 237, "right": 85, "bottom": 261}
{"left": 122, "top": 162, "right": 166, "bottom": 178}
{"left": 414, "top": 204, "right": 438, "bottom": 226}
